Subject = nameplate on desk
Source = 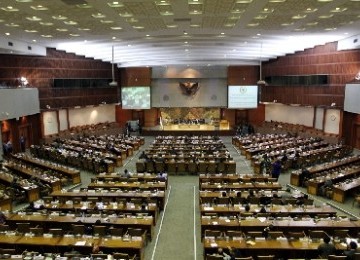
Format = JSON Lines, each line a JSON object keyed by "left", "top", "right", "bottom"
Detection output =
{"left": 255, "top": 237, "right": 266, "bottom": 241}
{"left": 204, "top": 207, "right": 214, "bottom": 211}
{"left": 75, "top": 241, "right": 86, "bottom": 246}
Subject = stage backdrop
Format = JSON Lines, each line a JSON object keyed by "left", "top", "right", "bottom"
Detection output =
{"left": 160, "top": 108, "right": 220, "bottom": 124}
{"left": 151, "top": 65, "right": 227, "bottom": 107}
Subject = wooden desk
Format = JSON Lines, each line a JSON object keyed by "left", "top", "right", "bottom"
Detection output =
{"left": 87, "top": 181, "right": 166, "bottom": 191}
{"left": 50, "top": 190, "right": 166, "bottom": 210}
{"left": 200, "top": 204, "right": 337, "bottom": 217}
{"left": 332, "top": 177, "right": 360, "bottom": 203}
{"left": 203, "top": 237, "right": 346, "bottom": 259}
{"left": 0, "top": 234, "right": 144, "bottom": 260}
{"left": 0, "top": 173, "right": 39, "bottom": 202}
{"left": 201, "top": 216, "right": 360, "bottom": 237}
{"left": 0, "top": 197, "right": 12, "bottom": 211}
{"left": 307, "top": 168, "right": 360, "bottom": 196}
{"left": 200, "top": 182, "right": 282, "bottom": 191}
{"left": 41, "top": 202, "right": 159, "bottom": 225}
{"left": 7, "top": 213, "right": 154, "bottom": 240}
{"left": 290, "top": 155, "right": 360, "bottom": 186}
{"left": 5, "top": 162, "right": 62, "bottom": 192}
{"left": 11, "top": 154, "right": 81, "bottom": 184}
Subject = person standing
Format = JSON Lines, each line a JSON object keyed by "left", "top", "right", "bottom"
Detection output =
{"left": 20, "top": 135, "right": 26, "bottom": 152}
{"left": 271, "top": 160, "right": 282, "bottom": 181}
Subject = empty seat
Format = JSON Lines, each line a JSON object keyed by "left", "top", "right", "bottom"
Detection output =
{"left": 93, "top": 226, "right": 107, "bottom": 236}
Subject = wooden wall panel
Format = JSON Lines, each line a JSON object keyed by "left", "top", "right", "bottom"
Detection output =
{"left": 144, "top": 108, "right": 158, "bottom": 127}
{"left": 228, "top": 66, "right": 259, "bottom": 85}
{"left": 262, "top": 42, "right": 360, "bottom": 107}
{"left": 115, "top": 106, "right": 133, "bottom": 128}
{"left": 120, "top": 67, "right": 152, "bottom": 86}
{"left": 0, "top": 48, "right": 119, "bottom": 109}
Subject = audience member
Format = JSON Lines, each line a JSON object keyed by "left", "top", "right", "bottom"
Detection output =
{"left": 317, "top": 236, "right": 336, "bottom": 258}
{"left": 343, "top": 241, "right": 359, "bottom": 260}
{"left": 271, "top": 160, "right": 282, "bottom": 181}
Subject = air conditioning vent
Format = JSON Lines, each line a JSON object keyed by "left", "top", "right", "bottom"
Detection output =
{"left": 173, "top": 18, "right": 192, "bottom": 22}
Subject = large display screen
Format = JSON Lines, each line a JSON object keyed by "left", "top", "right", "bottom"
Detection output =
{"left": 121, "top": 86, "right": 151, "bottom": 109}
{"left": 228, "top": 85, "right": 258, "bottom": 109}
{"left": 344, "top": 83, "right": 360, "bottom": 114}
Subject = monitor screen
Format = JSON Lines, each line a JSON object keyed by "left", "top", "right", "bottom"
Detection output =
{"left": 121, "top": 86, "right": 151, "bottom": 109}
{"left": 228, "top": 85, "right": 258, "bottom": 109}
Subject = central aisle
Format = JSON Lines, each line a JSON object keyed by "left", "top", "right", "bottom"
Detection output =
{"left": 145, "top": 176, "right": 203, "bottom": 260}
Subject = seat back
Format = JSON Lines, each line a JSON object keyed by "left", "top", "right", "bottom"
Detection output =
{"left": 93, "top": 226, "right": 107, "bottom": 236}
{"left": 49, "top": 228, "right": 63, "bottom": 237}
{"left": 72, "top": 224, "right": 85, "bottom": 235}
{"left": 16, "top": 222, "right": 30, "bottom": 233}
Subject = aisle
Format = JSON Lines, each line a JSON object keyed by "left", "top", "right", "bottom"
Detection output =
{"left": 145, "top": 176, "right": 202, "bottom": 260}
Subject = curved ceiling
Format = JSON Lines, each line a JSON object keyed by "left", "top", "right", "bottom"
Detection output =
{"left": 0, "top": 0, "right": 359, "bottom": 67}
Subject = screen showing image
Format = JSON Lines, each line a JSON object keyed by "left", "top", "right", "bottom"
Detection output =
{"left": 228, "top": 85, "right": 258, "bottom": 109}
{"left": 121, "top": 86, "right": 151, "bottom": 109}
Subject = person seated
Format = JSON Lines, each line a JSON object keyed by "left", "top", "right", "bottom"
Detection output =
{"left": 318, "top": 236, "right": 336, "bottom": 258}
{"left": 343, "top": 241, "right": 359, "bottom": 259}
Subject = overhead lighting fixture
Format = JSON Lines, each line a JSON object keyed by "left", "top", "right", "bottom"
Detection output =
{"left": 109, "top": 46, "right": 118, "bottom": 87}
{"left": 31, "top": 5, "right": 48, "bottom": 11}
{"left": 64, "top": 21, "right": 78, "bottom": 25}
{"left": 92, "top": 13, "right": 106, "bottom": 19}
{"left": 39, "top": 22, "right": 53, "bottom": 26}
{"left": 1, "top": 6, "right": 19, "bottom": 12}
{"left": 52, "top": 15, "right": 68, "bottom": 20}
{"left": 107, "top": 1, "right": 124, "bottom": 7}
{"left": 26, "top": 16, "right": 42, "bottom": 21}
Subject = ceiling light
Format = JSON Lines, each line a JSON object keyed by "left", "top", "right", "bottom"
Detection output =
{"left": 1, "top": 6, "right": 19, "bottom": 12}
{"left": 247, "top": 23, "right": 259, "bottom": 27}
{"left": 31, "top": 5, "right": 48, "bottom": 11}
{"left": 25, "top": 29, "right": 38, "bottom": 33}
{"left": 119, "top": 12, "right": 133, "bottom": 17}
{"left": 330, "top": 7, "right": 347, "bottom": 13}
{"left": 64, "top": 21, "right": 78, "bottom": 25}
{"left": 32, "top": 39, "right": 36, "bottom": 42}
{"left": 100, "top": 20, "right": 114, "bottom": 24}
{"left": 111, "top": 27, "right": 122, "bottom": 30}
{"left": 69, "top": 34, "right": 80, "bottom": 37}
{"left": 304, "top": 8, "right": 318, "bottom": 13}
{"left": 236, "top": 0, "right": 252, "bottom": 3}
{"left": 112, "top": 36, "right": 116, "bottom": 40}
{"left": 5, "top": 23, "right": 20, "bottom": 27}
{"left": 292, "top": 14, "right": 307, "bottom": 19}
{"left": 107, "top": 2, "right": 124, "bottom": 7}
{"left": 281, "top": 22, "right": 294, "bottom": 26}
{"left": 254, "top": 14, "right": 268, "bottom": 19}
{"left": 52, "top": 15, "right": 68, "bottom": 20}
{"left": 92, "top": 13, "right": 106, "bottom": 18}
{"left": 317, "top": 0, "right": 333, "bottom": 2}
{"left": 56, "top": 28, "right": 68, "bottom": 32}
{"left": 306, "top": 22, "right": 318, "bottom": 26}
{"left": 184, "top": 32, "right": 188, "bottom": 35}
{"left": 319, "top": 14, "right": 333, "bottom": 18}
{"left": 269, "top": 0, "right": 286, "bottom": 2}
{"left": 41, "top": 34, "right": 53, "bottom": 38}
{"left": 26, "top": 16, "right": 42, "bottom": 21}
{"left": 39, "top": 22, "right": 53, "bottom": 26}
{"left": 76, "top": 4, "right": 92, "bottom": 8}
{"left": 261, "top": 8, "right": 274, "bottom": 14}
{"left": 78, "top": 28, "right": 91, "bottom": 31}
{"left": 146, "top": 34, "right": 150, "bottom": 37}
{"left": 5, "top": 32, "right": 10, "bottom": 36}
{"left": 16, "top": 0, "right": 33, "bottom": 2}
{"left": 324, "top": 27, "right": 337, "bottom": 31}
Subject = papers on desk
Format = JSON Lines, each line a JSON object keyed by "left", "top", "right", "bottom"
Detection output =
{"left": 210, "top": 242, "right": 218, "bottom": 247}
{"left": 255, "top": 237, "right": 266, "bottom": 241}
{"left": 75, "top": 241, "right": 86, "bottom": 246}
{"left": 257, "top": 217, "right": 267, "bottom": 222}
